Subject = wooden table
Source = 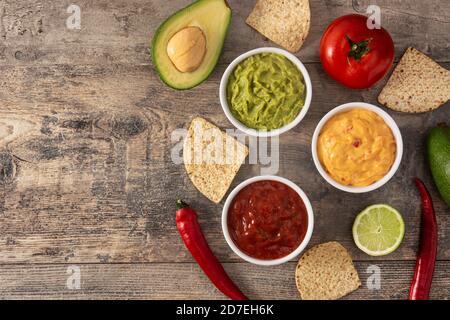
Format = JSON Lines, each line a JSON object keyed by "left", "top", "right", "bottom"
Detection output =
{"left": 0, "top": 0, "right": 449, "bottom": 300}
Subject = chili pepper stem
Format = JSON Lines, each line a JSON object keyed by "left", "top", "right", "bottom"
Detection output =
{"left": 176, "top": 199, "right": 189, "bottom": 210}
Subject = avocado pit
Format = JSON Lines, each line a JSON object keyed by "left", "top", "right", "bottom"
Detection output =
{"left": 166, "top": 26, "right": 207, "bottom": 73}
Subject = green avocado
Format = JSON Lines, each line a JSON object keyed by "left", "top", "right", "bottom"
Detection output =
{"left": 427, "top": 123, "right": 450, "bottom": 207}
{"left": 151, "top": 0, "right": 231, "bottom": 90}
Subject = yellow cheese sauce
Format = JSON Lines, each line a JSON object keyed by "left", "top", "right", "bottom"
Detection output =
{"left": 317, "top": 108, "right": 396, "bottom": 187}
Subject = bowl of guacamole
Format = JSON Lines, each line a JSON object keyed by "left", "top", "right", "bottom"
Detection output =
{"left": 220, "top": 47, "right": 312, "bottom": 137}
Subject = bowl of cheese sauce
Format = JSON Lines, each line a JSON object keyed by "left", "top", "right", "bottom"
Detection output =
{"left": 312, "top": 102, "right": 403, "bottom": 193}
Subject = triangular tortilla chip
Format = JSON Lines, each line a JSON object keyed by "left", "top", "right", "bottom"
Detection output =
{"left": 183, "top": 117, "right": 248, "bottom": 203}
{"left": 378, "top": 47, "right": 450, "bottom": 113}
{"left": 246, "top": 0, "right": 311, "bottom": 53}
{"left": 295, "top": 242, "right": 361, "bottom": 300}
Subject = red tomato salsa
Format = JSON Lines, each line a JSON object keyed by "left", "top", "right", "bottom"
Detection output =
{"left": 227, "top": 180, "right": 308, "bottom": 260}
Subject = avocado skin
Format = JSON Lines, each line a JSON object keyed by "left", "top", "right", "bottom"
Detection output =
{"left": 150, "top": 0, "right": 232, "bottom": 90}
{"left": 427, "top": 124, "right": 450, "bottom": 207}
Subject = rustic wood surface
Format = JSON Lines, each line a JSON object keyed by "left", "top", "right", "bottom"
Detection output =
{"left": 0, "top": 0, "right": 449, "bottom": 299}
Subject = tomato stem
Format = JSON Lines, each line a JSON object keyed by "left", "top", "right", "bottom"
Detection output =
{"left": 346, "top": 35, "right": 371, "bottom": 60}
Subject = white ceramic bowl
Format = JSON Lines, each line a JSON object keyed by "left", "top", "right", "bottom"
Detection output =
{"left": 219, "top": 47, "right": 312, "bottom": 137}
{"left": 311, "top": 102, "right": 403, "bottom": 193}
{"left": 222, "top": 175, "right": 314, "bottom": 266}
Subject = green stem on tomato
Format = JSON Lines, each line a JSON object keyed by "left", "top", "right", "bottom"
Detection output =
{"left": 346, "top": 35, "right": 371, "bottom": 60}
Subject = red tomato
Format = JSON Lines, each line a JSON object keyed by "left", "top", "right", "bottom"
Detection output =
{"left": 320, "top": 14, "right": 394, "bottom": 89}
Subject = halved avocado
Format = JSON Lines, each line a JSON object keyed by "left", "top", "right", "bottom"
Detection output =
{"left": 151, "top": 0, "right": 231, "bottom": 90}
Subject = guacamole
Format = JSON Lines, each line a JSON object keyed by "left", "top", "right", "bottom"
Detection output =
{"left": 226, "top": 53, "right": 306, "bottom": 131}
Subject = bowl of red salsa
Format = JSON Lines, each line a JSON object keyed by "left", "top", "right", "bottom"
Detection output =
{"left": 222, "top": 176, "right": 314, "bottom": 266}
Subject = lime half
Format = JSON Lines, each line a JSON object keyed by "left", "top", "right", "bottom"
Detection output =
{"left": 352, "top": 204, "right": 405, "bottom": 256}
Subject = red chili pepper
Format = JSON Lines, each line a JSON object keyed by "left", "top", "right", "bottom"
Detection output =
{"left": 409, "top": 178, "right": 438, "bottom": 300}
{"left": 175, "top": 200, "right": 248, "bottom": 300}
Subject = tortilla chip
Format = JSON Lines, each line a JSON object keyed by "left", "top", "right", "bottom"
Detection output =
{"left": 183, "top": 117, "right": 248, "bottom": 203}
{"left": 246, "top": 0, "right": 311, "bottom": 52}
{"left": 378, "top": 47, "right": 450, "bottom": 113}
{"left": 295, "top": 242, "right": 361, "bottom": 300}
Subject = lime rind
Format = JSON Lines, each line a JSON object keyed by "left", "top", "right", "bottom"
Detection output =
{"left": 352, "top": 204, "right": 405, "bottom": 256}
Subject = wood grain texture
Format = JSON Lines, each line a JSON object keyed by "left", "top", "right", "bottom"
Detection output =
{"left": 0, "top": 261, "right": 449, "bottom": 300}
{"left": 0, "top": 62, "right": 448, "bottom": 264}
{"left": 0, "top": 0, "right": 448, "bottom": 66}
{"left": 0, "top": 0, "right": 449, "bottom": 299}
